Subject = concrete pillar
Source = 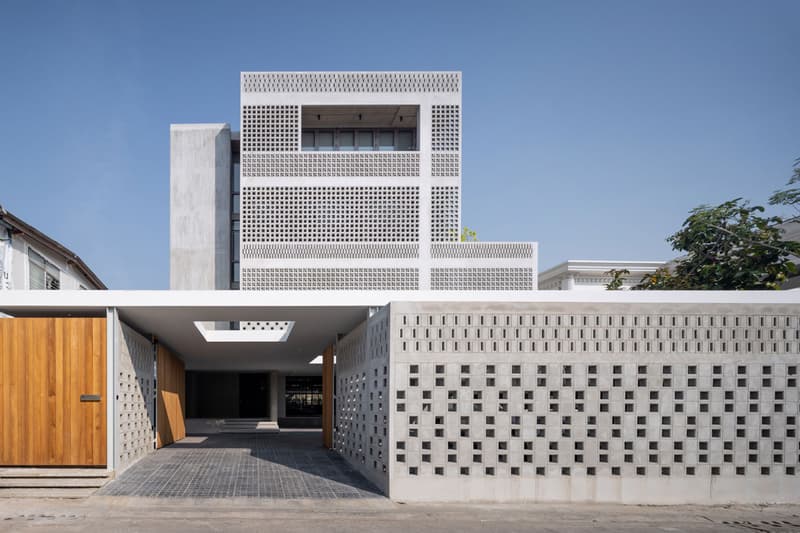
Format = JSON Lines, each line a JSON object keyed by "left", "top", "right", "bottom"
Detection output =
{"left": 170, "top": 123, "right": 231, "bottom": 290}
{"left": 269, "top": 371, "right": 280, "bottom": 422}
{"left": 418, "top": 101, "right": 432, "bottom": 290}
{"left": 322, "top": 344, "right": 334, "bottom": 448}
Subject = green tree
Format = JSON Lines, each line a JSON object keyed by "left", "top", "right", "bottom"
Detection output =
{"left": 769, "top": 157, "right": 800, "bottom": 220}
{"left": 604, "top": 269, "right": 629, "bottom": 290}
{"left": 636, "top": 199, "right": 800, "bottom": 290}
{"left": 635, "top": 266, "right": 684, "bottom": 290}
{"left": 460, "top": 226, "right": 478, "bottom": 242}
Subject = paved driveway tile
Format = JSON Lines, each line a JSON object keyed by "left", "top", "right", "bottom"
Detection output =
{"left": 97, "top": 430, "right": 382, "bottom": 499}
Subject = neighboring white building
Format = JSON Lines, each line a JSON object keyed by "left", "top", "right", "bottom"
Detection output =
{"left": 171, "top": 72, "right": 537, "bottom": 292}
{"left": 0, "top": 205, "right": 105, "bottom": 291}
{"left": 780, "top": 220, "right": 800, "bottom": 289}
{"left": 538, "top": 260, "right": 665, "bottom": 290}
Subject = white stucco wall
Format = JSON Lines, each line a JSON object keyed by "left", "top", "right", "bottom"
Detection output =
{"left": 0, "top": 232, "right": 98, "bottom": 290}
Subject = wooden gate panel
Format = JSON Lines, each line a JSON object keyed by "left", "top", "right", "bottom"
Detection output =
{"left": 156, "top": 345, "right": 186, "bottom": 448}
{"left": 0, "top": 317, "right": 106, "bottom": 466}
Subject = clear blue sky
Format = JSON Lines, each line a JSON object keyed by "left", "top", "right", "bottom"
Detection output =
{"left": 1, "top": 1, "right": 798, "bottom": 289}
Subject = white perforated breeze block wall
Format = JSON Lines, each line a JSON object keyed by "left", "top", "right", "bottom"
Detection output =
{"left": 115, "top": 319, "right": 155, "bottom": 473}
{"left": 240, "top": 71, "right": 534, "bottom": 290}
{"left": 334, "top": 307, "right": 391, "bottom": 494}
{"left": 241, "top": 186, "right": 420, "bottom": 242}
{"left": 381, "top": 301, "right": 800, "bottom": 503}
{"left": 428, "top": 242, "right": 538, "bottom": 291}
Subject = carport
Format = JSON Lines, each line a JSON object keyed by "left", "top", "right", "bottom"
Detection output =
{"left": 0, "top": 290, "right": 391, "bottom": 496}
{"left": 0, "top": 290, "right": 394, "bottom": 462}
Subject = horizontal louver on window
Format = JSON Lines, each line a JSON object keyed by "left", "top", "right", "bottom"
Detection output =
{"left": 28, "top": 248, "right": 60, "bottom": 290}
{"left": 29, "top": 261, "right": 45, "bottom": 290}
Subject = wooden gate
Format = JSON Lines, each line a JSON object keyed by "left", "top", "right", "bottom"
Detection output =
{"left": 0, "top": 317, "right": 107, "bottom": 466}
{"left": 156, "top": 344, "right": 185, "bottom": 448}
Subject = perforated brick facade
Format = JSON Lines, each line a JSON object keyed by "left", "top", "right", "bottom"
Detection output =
{"left": 334, "top": 307, "right": 391, "bottom": 493}
{"left": 431, "top": 186, "right": 460, "bottom": 242}
{"left": 241, "top": 71, "right": 461, "bottom": 93}
{"left": 241, "top": 243, "right": 420, "bottom": 260}
{"left": 430, "top": 267, "right": 535, "bottom": 291}
{"left": 237, "top": 71, "right": 535, "bottom": 290}
{"left": 241, "top": 186, "right": 420, "bottom": 243}
{"left": 331, "top": 300, "right": 800, "bottom": 503}
{"left": 115, "top": 319, "right": 155, "bottom": 473}
{"left": 241, "top": 105, "right": 299, "bottom": 152}
{"left": 241, "top": 267, "right": 419, "bottom": 290}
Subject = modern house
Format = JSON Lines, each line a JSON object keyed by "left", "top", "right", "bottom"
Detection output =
{"left": 170, "top": 72, "right": 537, "bottom": 293}
{"left": 0, "top": 205, "right": 105, "bottom": 291}
{"left": 0, "top": 72, "right": 798, "bottom": 504}
{"left": 169, "top": 71, "right": 537, "bottom": 429}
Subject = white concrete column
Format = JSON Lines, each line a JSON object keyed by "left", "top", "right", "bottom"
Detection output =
{"left": 270, "top": 371, "right": 280, "bottom": 421}
{"left": 105, "top": 307, "right": 117, "bottom": 472}
{"left": 170, "top": 123, "right": 231, "bottom": 290}
{"left": 418, "top": 100, "right": 433, "bottom": 290}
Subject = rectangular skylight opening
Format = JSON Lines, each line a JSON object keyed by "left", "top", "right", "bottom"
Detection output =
{"left": 193, "top": 321, "right": 295, "bottom": 343}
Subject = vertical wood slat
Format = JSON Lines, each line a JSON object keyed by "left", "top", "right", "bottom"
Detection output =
{"left": 156, "top": 344, "right": 186, "bottom": 448}
{"left": 0, "top": 317, "right": 106, "bottom": 466}
{"left": 322, "top": 344, "right": 334, "bottom": 449}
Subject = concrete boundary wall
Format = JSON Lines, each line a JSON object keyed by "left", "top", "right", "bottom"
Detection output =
{"left": 335, "top": 306, "right": 391, "bottom": 494}
{"left": 386, "top": 301, "right": 800, "bottom": 503}
{"left": 114, "top": 316, "right": 155, "bottom": 473}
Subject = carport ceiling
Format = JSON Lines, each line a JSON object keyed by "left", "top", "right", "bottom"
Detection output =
{"left": 117, "top": 305, "right": 369, "bottom": 371}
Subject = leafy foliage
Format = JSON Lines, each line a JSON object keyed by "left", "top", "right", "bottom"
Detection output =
{"left": 460, "top": 226, "right": 478, "bottom": 242}
{"left": 635, "top": 267, "right": 687, "bottom": 290}
{"left": 604, "top": 269, "right": 629, "bottom": 290}
{"left": 768, "top": 158, "right": 800, "bottom": 219}
{"left": 635, "top": 199, "right": 800, "bottom": 290}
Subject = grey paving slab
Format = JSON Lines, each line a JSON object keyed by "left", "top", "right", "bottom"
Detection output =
{"left": 97, "top": 430, "right": 382, "bottom": 499}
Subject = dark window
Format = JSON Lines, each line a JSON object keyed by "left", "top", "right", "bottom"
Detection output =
{"left": 284, "top": 376, "right": 322, "bottom": 417}
{"left": 301, "top": 128, "right": 417, "bottom": 151}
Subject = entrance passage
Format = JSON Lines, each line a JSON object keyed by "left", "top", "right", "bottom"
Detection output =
{"left": 186, "top": 371, "right": 270, "bottom": 419}
{"left": 239, "top": 373, "right": 268, "bottom": 418}
{"left": 0, "top": 317, "right": 106, "bottom": 467}
{"left": 98, "top": 431, "right": 382, "bottom": 498}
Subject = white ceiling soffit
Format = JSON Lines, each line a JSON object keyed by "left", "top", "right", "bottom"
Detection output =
{"left": 194, "top": 321, "right": 295, "bottom": 343}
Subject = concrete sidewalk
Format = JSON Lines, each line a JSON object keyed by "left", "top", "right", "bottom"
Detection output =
{"left": 1, "top": 497, "right": 799, "bottom": 532}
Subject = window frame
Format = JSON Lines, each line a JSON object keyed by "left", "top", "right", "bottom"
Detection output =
{"left": 301, "top": 128, "right": 417, "bottom": 152}
{"left": 27, "top": 246, "right": 60, "bottom": 290}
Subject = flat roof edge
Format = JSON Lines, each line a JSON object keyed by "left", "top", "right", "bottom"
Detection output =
{"left": 240, "top": 70, "right": 462, "bottom": 75}
{"left": 0, "top": 290, "right": 797, "bottom": 312}
{"left": 170, "top": 123, "right": 231, "bottom": 131}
